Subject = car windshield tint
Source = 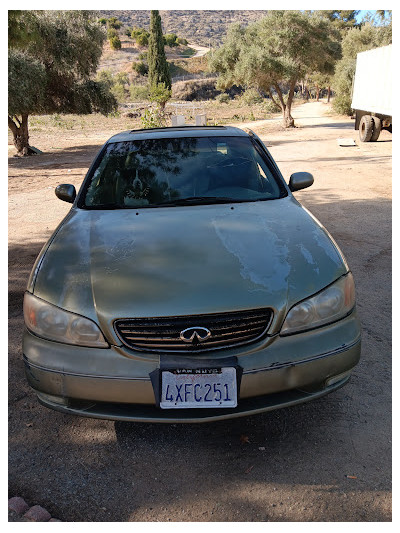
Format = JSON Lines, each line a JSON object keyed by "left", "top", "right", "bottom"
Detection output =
{"left": 82, "top": 136, "right": 285, "bottom": 208}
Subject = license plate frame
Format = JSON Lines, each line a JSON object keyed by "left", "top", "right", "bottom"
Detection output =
{"left": 160, "top": 367, "right": 237, "bottom": 409}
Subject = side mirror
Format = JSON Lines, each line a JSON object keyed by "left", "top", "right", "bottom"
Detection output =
{"left": 55, "top": 184, "right": 76, "bottom": 203}
{"left": 289, "top": 172, "right": 314, "bottom": 192}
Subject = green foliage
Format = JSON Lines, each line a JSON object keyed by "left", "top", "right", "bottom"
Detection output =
{"left": 149, "top": 82, "right": 172, "bottom": 108}
{"left": 176, "top": 37, "right": 188, "bottom": 45}
{"left": 141, "top": 105, "right": 167, "bottom": 128}
{"left": 216, "top": 93, "right": 230, "bottom": 104}
{"left": 167, "top": 61, "right": 189, "bottom": 78}
{"left": 314, "top": 10, "right": 360, "bottom": 30}
{"left": 8, "top": 11, "right": 117, "bottom": 117}
{"left": 98, "top": 18, "right": 107, "bottom": 26}
{"left": 332, "top": 21, "right": 392, "bottom": 114}
{"left": 130, "top": 85, "right": 150, "bottom": 101}
{"left": 8, "top": 49, "right": 47, "bottom": 116}
{"left": 178, "top": 47, "right": 196, "bottom": 57}
{"left": 262, "top": 98, "right": 281, "bottom": 113}
{"left": 96, "top": 70, "right": 129, "bottom": 103}
{"left": 240, "top": 88, "right": 264, "bottom": 105}
{"left": 164, "top": 33, "right": 179, "bottom": 47}
{"left": 209, "top": 11, "right": 342, "bottom": 126}
{"left": 107, "top": 28, "right": 118, "bottom": 39}
{"left": 107, "top": 17, "right": 121, "bottom": 30}
{"left": 148, "top": 11, "right": 171, "bottom": 90}
{"left": 109, "top": 35, "right": 122, "bottom": 50}
{"left": 136, "top": 32, "right": 149, "bottom": 47}
{"left": 132, "top": 61, "right": 148, "bottom": 76}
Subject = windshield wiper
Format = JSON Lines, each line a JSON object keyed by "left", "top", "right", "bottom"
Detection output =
{"left": 157, "top": 196, "right": 238, "bottom": 206}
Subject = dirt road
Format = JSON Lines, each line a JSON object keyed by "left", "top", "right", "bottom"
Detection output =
{"left": 8, "top": 102, "right": 391, "bottom": 522}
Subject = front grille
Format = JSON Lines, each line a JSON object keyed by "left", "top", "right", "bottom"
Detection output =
{"left": 114, "top": 308, "right": 273, "bottom": 353}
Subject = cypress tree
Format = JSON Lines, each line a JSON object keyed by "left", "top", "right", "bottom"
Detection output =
{"left": 147, "top": 10, "right": 171, "bottom": 90}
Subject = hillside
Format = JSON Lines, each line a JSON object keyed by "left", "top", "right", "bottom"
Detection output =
{"left": 98, "top": 10, "right": 268, "bottom": 46}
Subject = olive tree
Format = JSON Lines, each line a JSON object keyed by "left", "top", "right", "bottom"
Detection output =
{"left": 8, "top": 10, "right": 117, "bottom": 156}
{"left": 210, "top": 11, "right": 341, "bottom": 127}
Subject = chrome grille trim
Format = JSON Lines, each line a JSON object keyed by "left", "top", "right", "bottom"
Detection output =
{"left": 114, "top": 308, "right": 273, "bottom": 353}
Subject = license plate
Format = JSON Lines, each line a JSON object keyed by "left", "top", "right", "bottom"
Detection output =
{"left": 160, "top": 367, "right": 237, "bottom": 409}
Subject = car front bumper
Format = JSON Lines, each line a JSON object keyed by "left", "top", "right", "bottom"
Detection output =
{"left": 23, "top": 310, "right": 361, "bottom": 423}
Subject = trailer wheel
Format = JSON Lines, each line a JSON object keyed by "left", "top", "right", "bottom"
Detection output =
{"left": 359, "top": 115, "right": 373, "bottom": 142}
{"left": 371, "top": 116, "right": 382, "bottom": 141}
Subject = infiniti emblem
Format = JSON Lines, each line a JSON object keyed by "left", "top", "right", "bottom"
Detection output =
{"left": 180, "top": 327, "right": 212, "bottom": 344}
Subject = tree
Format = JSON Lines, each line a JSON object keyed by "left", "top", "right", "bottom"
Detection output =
{"left": 332, "top": 20, "right": 392, "bottom": 114}
{"left": 8, "top": 11, "right": 117, "bottom": 156}
{"left": 147, "top": 10, "right": 171, "bottom": 91}
{"left": 314, "top": 10, "right": 360, "bottom": 30}
{"left": 209, "top": 11, "right": 341, "bottom": 127}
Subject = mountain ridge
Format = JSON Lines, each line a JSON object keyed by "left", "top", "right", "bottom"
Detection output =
{"left": 98, "top": 10, "right": 269, "bottom": 46}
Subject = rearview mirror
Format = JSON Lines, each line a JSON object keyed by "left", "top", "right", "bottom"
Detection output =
{"left": 55, "top": 184, "right": 76, "bottom": 203}
{"left": 289, "top": 172, "right": 314, "bottom": 192}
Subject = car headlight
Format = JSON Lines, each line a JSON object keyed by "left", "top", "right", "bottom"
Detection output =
{"left": 23, "top": 292, "right": 108, "bottom": 347}
{"left": 280, "top": 273, "right": 356, "bottom": 335}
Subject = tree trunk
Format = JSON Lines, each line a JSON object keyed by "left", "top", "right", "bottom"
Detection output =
{"left": 316, "top": 84, "right": 320, "bottom": 102}
{"left": 282, "top": 78, "right": 296, "bottom": 128}
{"left": 327, "top": 86, "right": 331, "bottom": 103}
{"left": 8, "top": 114, "right": 34, "bottom": 156}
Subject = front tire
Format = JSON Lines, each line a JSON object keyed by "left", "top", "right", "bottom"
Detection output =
{"left": 359, "top": 115, "right": 373, "bottom": 142}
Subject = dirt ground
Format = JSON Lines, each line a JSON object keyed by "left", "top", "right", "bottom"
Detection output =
{"left": 8, "top": 101, "right": 392, "bottom": 522}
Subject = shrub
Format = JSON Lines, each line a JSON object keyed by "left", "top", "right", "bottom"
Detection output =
{"left": 240, "top": 88, "right": 264, "bottom": 105}
{"left": 263, "top": 98, "right": 281, "bottom": 114}
{"left": 132, "top": 61, "right": 148, "bottom": 76}
{"left": 107, "top": 28, "right": 118, "bottom": 39}
{"left": 172, "top": 78, "right": 220, "bottom": 101}
{"left": 141, "top": 105, "right": 167, "bottom": 128}
{"left": 109, "top": 36, "right": 121, "bottom": 50}
{"left": 176, "top": 37, "right": 188, "bottom": 45}
{"left": 149, "top": 82, "right": 172, "bottom": 108}
{"left": 107, "top": 17, "right": 121, "bottom": 30}
{"left": 136, "top": 32, "right": 150, "bottom": 47}
{"left": 164, "top": 33, "right": 179, "bottom": 47}
{"left": 216, "top": 93, "right": 230, "bottom": 103}
{"left": 130, "top": 85, "right": 150, "bottom": 101}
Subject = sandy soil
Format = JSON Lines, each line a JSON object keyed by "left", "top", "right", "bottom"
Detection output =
{"left": 8, "top": 101, "right": 391, "bottom": 522}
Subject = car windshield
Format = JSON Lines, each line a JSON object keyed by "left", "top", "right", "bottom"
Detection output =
{"left": 81, "top": 136, "right": 286, "bottom": 208}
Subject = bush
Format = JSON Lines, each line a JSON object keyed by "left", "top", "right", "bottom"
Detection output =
{"left": 130, "top": 85, "right": 150, "bottom": 101}
{"left": 240, "top": 88, "right": 264, "bottom": 105}
{"left": 149, "top": 82, "right": 172, "bottom": 108}
{"left": 172, "top": 78, "right": 220, "bottom": 101}
{"left": 107, "top": 28, "right": 118, "bottom": 39}
{"left": 164, "top": 33, "right": 179, "bottom": 47}
{"left": 136, "top": 33, "right": 149, "bottom": 47}
{"left": 262, "top": 98, "right": 281, "bottom": 114}
{"left": 176, "top": 37, "right": 188, "bottom": 45}
{"left": 132, "top": 61, "right": 148, "bottom": 76}
{"left": 216, "top": 93, "right": 230, "bottom": 103}
{"left": 109, "top": 36, "right": 121, "bottom": 50}
{"left": 141, "top": 105, "right": 167, "bottom": 128}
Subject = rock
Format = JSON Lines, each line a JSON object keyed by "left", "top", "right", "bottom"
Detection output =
{"left": 23, "top": 505, "right": 51, "bottom": 522}
{"left": 8, "top": 497, "right": 30, "bottom": 515}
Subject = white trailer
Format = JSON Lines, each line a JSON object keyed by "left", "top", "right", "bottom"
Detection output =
{"left": 351, "top": 44, "right": 392, "bottom": 142}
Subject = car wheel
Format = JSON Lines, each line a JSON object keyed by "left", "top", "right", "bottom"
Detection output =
{"left": 371, "top": 116, "right": 382, "bottom": 141}
{"left": 359, "top": 115, "right": 374, "bottom": 142}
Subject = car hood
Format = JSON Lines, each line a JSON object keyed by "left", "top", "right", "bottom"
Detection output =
{"left": 32, "top": 197, "right": 348, "bottom": 342}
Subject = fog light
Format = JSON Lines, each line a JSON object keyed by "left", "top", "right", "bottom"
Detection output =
{"left": 37, "top": 392, "right": 69, "bottom": 406}
{"left": 325, "top": 370, "right": 352, "bottom": 387}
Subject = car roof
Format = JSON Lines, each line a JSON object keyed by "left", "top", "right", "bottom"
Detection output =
{"left": 107, "top": 125, "right": 249, "bottom": 144}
